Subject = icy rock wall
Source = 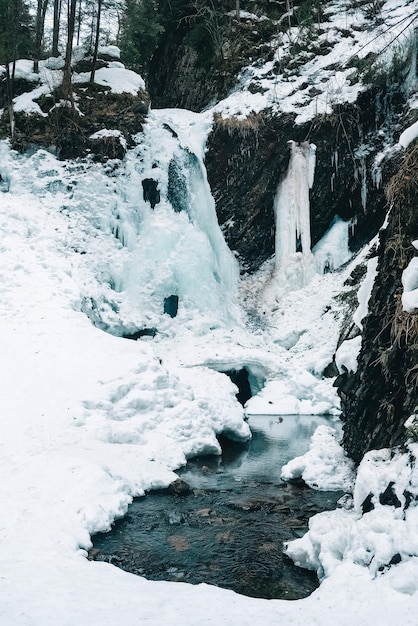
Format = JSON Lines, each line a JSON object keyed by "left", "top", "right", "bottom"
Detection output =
{"left": 273, "top": 140, "right": 316, "bottom": 292}
{"left": 205, "top": 103, "right": 391, "bottom": 275}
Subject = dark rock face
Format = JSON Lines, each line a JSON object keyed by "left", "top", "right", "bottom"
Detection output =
{"left": 148, "top": 6, "right": 278, "bottom": 112}
{"left": 149, "top": 37, "right": 224, "bottom": 112}
{"left": 205, "top": 112, "right": 288, "bottom": 272}
{"left": 338, "top": 146, "right": 418, "bottom": 463}
{"left": 205, "top": 97, "right": 394, "bottom": 272}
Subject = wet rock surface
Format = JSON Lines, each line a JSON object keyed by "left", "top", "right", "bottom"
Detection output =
{"left": 91, "top": 416, "right": 343, "bottom": 600}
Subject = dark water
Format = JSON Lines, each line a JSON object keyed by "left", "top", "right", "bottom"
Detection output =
{"left": 91, "top": 415, "right": 342, "bottom": 600}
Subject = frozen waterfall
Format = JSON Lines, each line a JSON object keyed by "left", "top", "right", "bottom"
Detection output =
{"left": 118, "top": 109, "right": 240, "bottom": 329}
{"left": 273, "top": 140, "right": 316, "bottom": 294}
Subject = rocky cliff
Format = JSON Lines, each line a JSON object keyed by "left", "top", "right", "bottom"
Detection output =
{"left": 339, "top": 144, "right": 418, "bottom": 462}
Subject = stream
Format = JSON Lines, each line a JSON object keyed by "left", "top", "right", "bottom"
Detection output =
{"left": 91, "top": 414, "right": 343, "bottom": 600}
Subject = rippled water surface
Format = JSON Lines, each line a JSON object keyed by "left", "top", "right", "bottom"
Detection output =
{"left": 92, "top": 415, "right": 342, "bottom": 599}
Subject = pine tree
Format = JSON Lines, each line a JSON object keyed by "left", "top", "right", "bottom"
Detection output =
{"left": 119, "top": 0, "right": 164, "bottom": 76}
{"left": 0, "top": 0, "right": 34, "bottom": 137}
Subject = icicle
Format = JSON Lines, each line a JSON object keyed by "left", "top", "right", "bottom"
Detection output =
{"left": 349, "top": 216, "right": 357, "bottom": 237}
{"left": 355, "top": 145, "right": 368, "bottom": 210}
{"left": 371, "top": 161, "right": 382, "bottom": 189}
{"left": 360, "top": 155, "right": 367, "bottom": 210}
{"left": 272, "top": 140, "right": 316, "bottom": 294}
{"left": 332, "top": 149, "right": 339, "bottom": 173}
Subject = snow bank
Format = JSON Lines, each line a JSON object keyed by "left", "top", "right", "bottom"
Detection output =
{"left": 399, "top": 119, "right": 418, "bottom": 149}
{"left": 402, "top": 250, "right": 418, "bottom": 312}
{"left": 281, "top": 425, "right": 355, "bottom": 491}
{"left": 74, "top": 65, "right": 145, "bottom": 94}
{"left": 286, "top": 442, "right": 418, "bottom": 591}
{"left": 335, "top": 336, "right": 362, "bottom": 374}
{"left": 7, "top": 56, "right": 146, "bottom": 117}
{"left": 213, "top": 0, "right": 418, "bottom": 125}
{"left": 245, "top": 371, "right": 339, "bottom": 415}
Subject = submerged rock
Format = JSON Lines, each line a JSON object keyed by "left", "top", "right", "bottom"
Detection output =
{"left": 166, "top": 478, "right": 191, "bottom": 496}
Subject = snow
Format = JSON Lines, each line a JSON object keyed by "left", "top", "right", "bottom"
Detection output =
{"left": 227, "top": 10, "right": 269, "bottom": 22}
{"left": 89, "top": 128, "right": 127, "bottom": 149}
{"left": 0, "top": 112, "right": 418, "bottom": 626}
{"left": 353, "top": 255, "right": 379, "bottom": 329}
{"left": 213, "top": 0, "right": 418, "bottom": 124}
{"left": 3, "top": 0, "right": 418, "bottom": 618}
{"left": 402, "top": 254, "right": 418, "bottom": 312}
{"left": 286, "top": 443, "right": 418, "bottom": 592}
{"left": 4, "top": 56, "right": 146, "bottom": 118}
{"left": 74, "top": 66, "right": 145, "bottom": 94}
{"left": 399, "top": 119, "right": 418, "bottom": 149}
{"left": 335, "top": 336, "right": 362, "bottom": 374}
{"left": 98, "top": 45, "right": 121, "bottom": 59}
{"left": 281, "top": 425, "right": 355, "bottom": 491}
{"left": 2, "top": 109, "right": 418, "bottom": 626}
{"left": 245, "top": 372, "right": 339, "bottom": 416}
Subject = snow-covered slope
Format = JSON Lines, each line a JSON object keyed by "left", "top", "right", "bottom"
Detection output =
{"left": 214, "top": 0, "right": 418, "bottom": 124}
{"left": 2, "top": 0, "right": 418, "bottom": 623}
{"left": 1, "top": 113, "right": 418, "bottom": 624}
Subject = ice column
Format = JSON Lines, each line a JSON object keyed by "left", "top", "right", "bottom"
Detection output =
{"left": 274, "top": 140, "right": 316, "bottom": 292}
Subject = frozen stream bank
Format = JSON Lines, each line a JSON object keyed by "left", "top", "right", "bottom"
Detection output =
{"left": 91, "top": 414, "right": 343, "bottom": 600}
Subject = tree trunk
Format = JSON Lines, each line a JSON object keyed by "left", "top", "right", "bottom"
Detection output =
{"left": 236, "top": 0, "right": 240, "bottom": 20}
{"left": 90, "top": 0, "right": 103, "bottom": 83}
{"left": 52, "top": 0, "right": 61, "bottom": 57}
{"left": 62, "top": 0, "right": 77, "bottom": 102}
{"left": 5, "top": 63, "right": 15, "bottom": 139}
{"left": 76, "top": 0, "right": 82, "bottom": 46}
{"left": 34, "top": 0, "right": 48, "bottom": 73}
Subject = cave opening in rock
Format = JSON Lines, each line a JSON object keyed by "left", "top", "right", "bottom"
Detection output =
{"left": 222, "top": 367, "right": 252, "bottom": 406}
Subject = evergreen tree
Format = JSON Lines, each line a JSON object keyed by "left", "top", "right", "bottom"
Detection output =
{"left": 119, "top": 0, "right": 164, "bottom": 76}
{"left": 0, "top": 0, "right": 34, "bottom": 137}
{"left": 0, "top": 0, "right": 34, "bottom": 65}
